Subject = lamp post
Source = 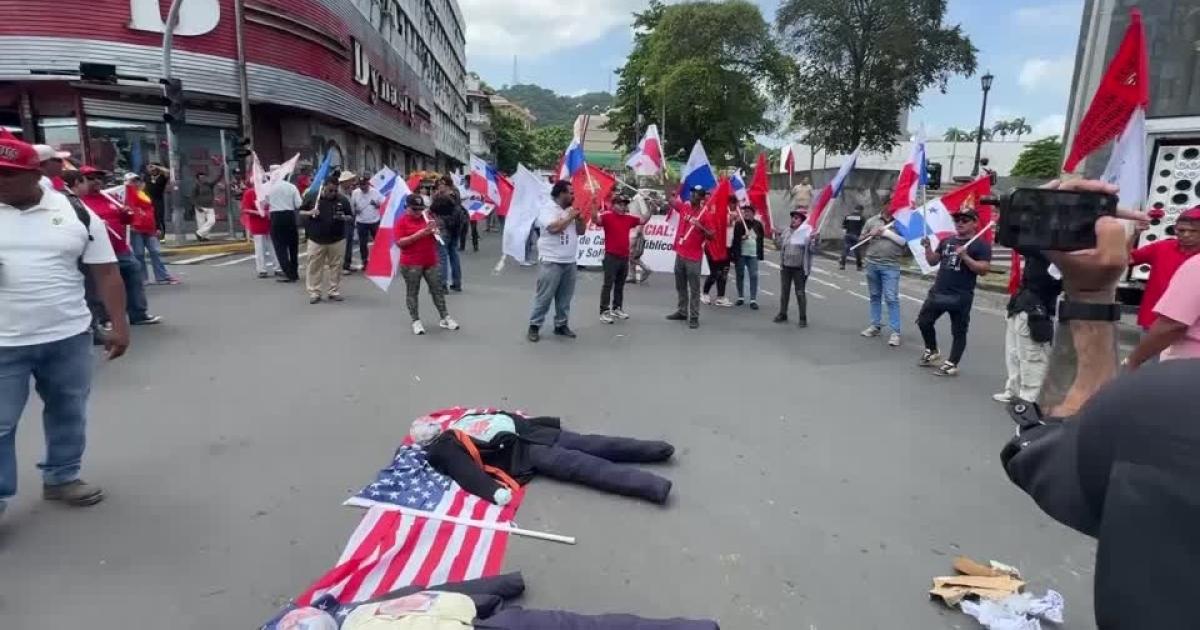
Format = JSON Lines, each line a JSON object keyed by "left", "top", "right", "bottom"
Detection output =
{"left": 971, "top": 71, "right": 994, "bottom": 177}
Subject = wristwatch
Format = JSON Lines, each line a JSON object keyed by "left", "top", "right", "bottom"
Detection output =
{"left": 1057, "top": 301, "right": 1122, "bottom": 322}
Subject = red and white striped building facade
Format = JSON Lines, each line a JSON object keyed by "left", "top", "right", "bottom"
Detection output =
{"left": 0, "top": 0, "right": 467, "bottom": 183}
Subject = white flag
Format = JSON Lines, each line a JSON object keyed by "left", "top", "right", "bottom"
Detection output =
{"left": 501, "top": 165, "right": 551, "bottom": 264}
{"left": 1101, "top": 108, "right": 1147, "bottom": 213}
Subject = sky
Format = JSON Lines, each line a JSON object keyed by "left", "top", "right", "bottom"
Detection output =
{"left": 460, "top": 0, "right": 1084, "bottom": 142}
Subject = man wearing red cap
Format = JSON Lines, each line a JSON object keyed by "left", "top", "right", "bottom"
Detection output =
{"left": 1126, "top": 207, "right": 1200, "bottom": 367}
{"left": 0, "top": 136, "right": 130, "bottom": 517}
{"left": 1128, "top": 206, "right": 1200, "bottom": 330}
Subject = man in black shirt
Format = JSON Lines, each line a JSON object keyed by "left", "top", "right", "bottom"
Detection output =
{"left": 301, "top": 177, "right": 353, "bottom": 304}
{"left": 430, "top": 175, "right": 463, "bottom": 291}
{"left": 839, "top": 204, "right": 866, "bottom": 270}
{"left": 994, "top": 251, "right": 1061, "bottom": 404}
{"left": 145, "top": 164, "right": 169, "bottom": 235}
{"left": 916, "top": 209, "right": 992, "bottom": 376}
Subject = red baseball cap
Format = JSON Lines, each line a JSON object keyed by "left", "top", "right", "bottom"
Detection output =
{"left": 0, "top": 137, "right": 41, "bottom": 171}
{"left": 1179, "top": 206, "right": 1200, "bottom": 222}
{"left": 79, "top": 165, "right": 107, "bottom": 176}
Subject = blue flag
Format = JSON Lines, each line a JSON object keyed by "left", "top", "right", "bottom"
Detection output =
{"left": 305, "top": 149, "right": 335, "bottom": 199}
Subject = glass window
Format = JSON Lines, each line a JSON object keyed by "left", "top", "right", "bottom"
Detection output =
{"left": 81, "top": 118, "right": 167, "bottom": 175}
{"left": 38, "top": 117, "right": 84, "bottom": 158}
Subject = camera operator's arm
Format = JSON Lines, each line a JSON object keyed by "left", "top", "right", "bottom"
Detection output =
{"left": 1126, "top": 318, "right": 1188, "bottom": 370}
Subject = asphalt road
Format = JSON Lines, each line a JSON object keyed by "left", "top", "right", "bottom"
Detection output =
{"left": 0, "top": 234, "right": 1098, "bottom": 629}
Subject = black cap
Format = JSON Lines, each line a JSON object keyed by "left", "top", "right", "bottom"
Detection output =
{"left": 956, "top": 209, "right": 979, "bottom": 221}
{"left": 790, "top": 206, "right": 808, "bottom": 217}
{"left": 612, "top": 194, "right": 630, "bottom": 204}
{"left": 406, "top": 194, "right": 426, "bottom": 208}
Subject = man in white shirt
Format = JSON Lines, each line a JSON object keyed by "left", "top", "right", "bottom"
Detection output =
{"left": 266, "top": 165, "right": 304, "bottom": 283}
{"left": 350, "top": 175, "right": 384, "bottom": 270}
{"left": 527, "top": 181, "right": 585, "bottom": 342}
{"left": 0, "top": 137, "right": 130, "bottom": 519}
{"left": 34, "top": 144, "right": 70, "bottom": 192}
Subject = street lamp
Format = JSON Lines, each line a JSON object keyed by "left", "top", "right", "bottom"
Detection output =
{"left": 971, "top": 71, "right": 994, "bottom": 177}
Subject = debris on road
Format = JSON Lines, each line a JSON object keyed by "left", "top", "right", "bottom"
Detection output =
{"left": 930, "top": 555, "right": 1025, "bottom": 607}
{"left": 931, "top": 556, "right": 1065, "bottom": 629}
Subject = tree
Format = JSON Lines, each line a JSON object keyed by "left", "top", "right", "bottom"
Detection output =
{"left": 1011, "top": 117, "right": 1032, "bottom": 141}
{"left": 605, "top": 0, "right": 791, "bottom": 164}
{"left": 966, "top": 128, "right": 993, "bottom": 142}
{"left": 487, "top": 110, "right": 535, "bottom": 173}
{"left": 530, "top": 125, "right": 573, "bottom": 170}
{"left": 497, "top": 84, "right": 614, "bottom": 128}
{"left": 777, "top": 0, "right": 977, "bottom": 154}
{"left": 943, "top": 127, "right": 971, "bottom": 142}
{"left": 992, "top": 120, "right": 1012, "bottom": 141}
{"left": 1010, "top": 136, "right": 1064, "bottom": 178}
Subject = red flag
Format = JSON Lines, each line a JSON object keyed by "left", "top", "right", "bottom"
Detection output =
{"left": 704, "top": 178, "right": 733, "bottom": 261}
{"left": 406, "top": 173, "right": 424, "bottom": 192}
{"left": 1007, "top": 250, "right": 1023, "bottom": 296}
{"left": 747, "top": 153, "right": 774, "bottom": 236}
{"left": 496, "top": 173, "right": 514, "bottom": 217}
{"left": 571, "top": 164, "right": 617, "bottom": 215}
{"left": 1063, "top": 9, "right": 1149, "bottom": 172}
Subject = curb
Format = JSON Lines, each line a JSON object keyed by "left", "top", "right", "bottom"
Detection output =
{"left": 161, "top": 241, "right": 253, "bottom": 258}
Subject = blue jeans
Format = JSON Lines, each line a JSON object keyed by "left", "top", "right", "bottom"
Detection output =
{"left": 865, "top": 262, "right": 901, "bottom": 333}
{"left": 438, "top": 235, "right": 462, "bottom": 289}
{"left": 118, "top": 254, "right": 150, "bottom": 322}
{"left": 529, "top": 261, "right": 577, "bottom": 328}
{"left": 0, "top": 333, "right": 94, "bottom": 505}
{"left": 734, "top": 255, "right": 759, "bottom": 301}
{"left": 130, "top": 232, "right": 171, "bottom": 282}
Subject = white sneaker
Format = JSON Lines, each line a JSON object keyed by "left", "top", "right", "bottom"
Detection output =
{"left": 701, "top": 294, "right": 712, "bottom": 305}
{"left": 600, "top": 311, "right": 615, "bottom": 324}
{"left": 612, "top": 308, "right": 630, "bottom": 320}
{"left": 412, "top": 320, "right": 426, "bottom": 335}
{"left": 715, "top": 297, "right": 734, "bottom": 307}
{"left": 888, "top": 333, "right": 902, "bottom": 347}
{"left": 439, "top": 317, "right": 460, "bottom": 331}
{"left": 992, "top": 392, "right": 1014, "bottom": 404}
{"left": 861, "top": 325, "right": 881, "bottom": 338}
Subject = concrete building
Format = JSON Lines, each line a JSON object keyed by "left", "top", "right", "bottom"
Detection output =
{"left": 785, "top": 139, "right": 1035, "bottom": 180}
{"left": 489, "top": 94, "right": 536, "bottom": 130}
{"left": 465, "top": 73, "right": 493, "bottom": 159}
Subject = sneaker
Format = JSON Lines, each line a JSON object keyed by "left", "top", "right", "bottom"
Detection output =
{"left": 888, "top": 333, "right": 902, "bottom": 347}
{"left": 688, "top": 320, "right": 699, "bottom": 329}
{"left": 327, "top": 294, "right": 344, "bottom": 302}
{"left": 736, "top": 298, "right": 745, "bottom": 306}
{"left": 412, "top": 320, "right": 426, "bottom": 335}
{"left": 450, "top": 285, "right": 463, "bottom": 293}
{"left": 527, "top": 326, "right": 540, "bottom": 342}
{"left": 553, "top": 326, "right": 577, "bottom": 339}
{"left": 600, "top": 311, "right": 615, "bottom": 324}
{"left": 773, "top": 313, "right": 788, "bottom": 323}
{"left": 159, "top": 277, "right": 182, "bottom": 285}
{"left": 665, "top": 312, "right": 687, "bottom": 321}
{"left": 43, "top": 480, "right": 104, "bottom": 506}
{"left": 257, "top": 272, "right": 269, "bottom": 279}
{"left": 439, "top": 317, "right": 460, "bottom": 331}
{"left": 700, "top": 294, "right": 712, "bottom": 305}
{"left": 918, "top": 350, "right": 942, "bottom": 367}
{"left": 933, "top": 361, "right": 959, "bottom": 377}
{"left": 992, "top": 392, "right": 1014, "bottom": 404}
{"left": 130, "top": 315, "right": 162, "bottom": 325}
{"left": 861, "top": 325, "right": 882, "bottom": 338}
{"left": 612, "top": 308, "right": 630, "bottom": 320}
{"left": 309, "top": 296, "right": 322, "bottom": 305}
{"left": 750, "top": 301, "right": 759, "bottom": 310}
{"left": 797, "top": 321, "right": 808, "bottom": 328}
{"left": 715, "top": 297, "right": 734, "bottom": 307}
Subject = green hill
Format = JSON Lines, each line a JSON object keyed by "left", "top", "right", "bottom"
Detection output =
{"left": 497, "top": 84, "right": 614, "bottom": 128}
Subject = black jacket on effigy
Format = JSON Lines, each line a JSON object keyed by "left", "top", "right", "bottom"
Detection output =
{"left": 425, "top": 414, "right": 562, "bottom": 499}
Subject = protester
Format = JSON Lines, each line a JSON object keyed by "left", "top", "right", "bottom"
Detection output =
{"left": 527, "top": 181, "right": 585, "bottom": 342}
{"left": 790, "top": 176, "right": 813, "bottom": 208}
{"left": 350, "top": 175, "right": 384, "bottom": 271}
{"left": 731, "top": 204, "right": 764, "bottom": 309}
{"left": 337, "top": 170, "right": 359, "bottom": 273}
{"left": 459, "top": 191, "right": 479, "bottom": 253}
{"left": 998, "top": 179, "right": 1200, "bottom": 628}
{"left": 1125, "top": 245, "right": 1200, "bottom": 367}
{"left": 629, "top": 223, "right": 650, "bottom": 285}
{"left": 994, "top": 250, "right": 1059, "bottom": 404}
{"left": 0, "top": 136, "right": 129, "bottom": 517}
{"left": 1127, "top": 206, "right": 1200, "bottom": 330}
{"left": 839, "top": 204, "right": 866, "bottom": 270}
{"left": 431, "top": 175, "right": 463, "bottom": 292}
{"left": 666, "top": 187, "right": 713, "bottom": 329}
{"left": 394, "top": 195, "right": 460, "bottom": 335}
{"left": 592, "top": 193, "right": 649, "bottom": 323}
{"left": 34, "top": 144, "right": 69, "bottom": 191}
{"left": 240, "top": 177, "right": 275, "bottom": 278}
{"left": 979, "top": 157, "right": 998, "bottom": 186}
{"left": 300, "top": 177, "right": 353, "bottom": 304}
{"left": 126, "top": 173, "right": 179, "bottom": 286}
{"left": 915, "top": 209, "right": 992, "bottom": 376}
{"left": 773, "top": 209, "right": 816, "bottom": 326}
{"left": 267, "top": 164, "right": 303, "bottom": 283}
{"left": 191, "top": 170, "right": 219, "bottom": 241}
{"left": 71, "top": 168, "right": 162, "bottom": 326}
{"left": 701, "top": 195, "right": 736, "bottom": 307}
{"left": 861, "top": 205, "right": 906, "bottom": 346}
{"left": 145, "top": 163, "right": 169, "bottom": 234}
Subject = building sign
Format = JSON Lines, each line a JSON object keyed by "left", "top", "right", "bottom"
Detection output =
{"left": 128, "top": 0, "right": 220, "bottom": 36}
{"left": 352, "top": 39, "right": 414, "bottom": 120}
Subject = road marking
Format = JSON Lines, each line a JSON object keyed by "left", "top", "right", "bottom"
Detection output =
{"left": 807, "top": 290, "right": 826, "bottom": 300}
{"left": 761, "top": 289, "right": 776, "bottom": 296}
{"left": 213, "top": 255, "right": 255, "bottom": 267}
{"left": 900, "top": 293, "right": 924, "bottom": 304}
{"left": 763, "top": 260, "right": 781, "bottom": 270}
{"left": 810, "top": 277, "right": 842, "bottom": 290}
{"left": 169, "top": 253, "right": 229, "bottom": 265}
{"left": 811, "top": 267, "right": 833, "bottom": 276}
{"left": 847, "top": 290, "right": 870, "bottom": 301}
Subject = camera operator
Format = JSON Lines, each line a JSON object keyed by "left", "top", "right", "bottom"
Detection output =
{"left": 1001, "top": 179, "right": 1199, "bottom": 629}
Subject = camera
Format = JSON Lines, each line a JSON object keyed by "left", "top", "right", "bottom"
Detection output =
{"left": 985, "top": 188, "right": 1118, "bottom": 252}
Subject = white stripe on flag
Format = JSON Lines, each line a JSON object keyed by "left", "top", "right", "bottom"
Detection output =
{"left": 352, "top": 513, "right": 416, "bottom": 601}
{"left": 465, "top": 502, "right": 504, "bottom": 577}
{"left": 427, "top": 499, "right": 476, "bottom": 586}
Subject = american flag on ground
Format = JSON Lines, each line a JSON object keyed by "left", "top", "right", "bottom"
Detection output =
{"left": 296, "top": 409, "right": 522, "bottom": 606}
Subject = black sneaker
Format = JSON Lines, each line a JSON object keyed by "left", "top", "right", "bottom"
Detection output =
{"left": 553, "top": 326, "right": 577, "bottom": 339}
{"left": 933, "top": 361, "right": 960, "bottom": 377}
{"left": 736, "top": 298, "right": 745, "bottom": 306}
{"left": 309, "top": 296, "right": 322, "bottom": 304}
{"left": 773, "top": 313, "right": 788, "bottom": 323}
{"left": 130, "top": 315, "right": 162, "bottom": 326}
{"left": 750, "top": 301, "right": 759, "bottom": 310}
{"left": 527, "top": 326, "right": 540, "bottom": 342}
{"left": 688, "top": 320, "right": 699, "bottom": 329}
{"left": 798, "top": 321, "right": 808, "bottom": 328}
{"left": 665, "top": 312, "right": 687, "bottom": 321}
{"left": 450, "top": 285, "right": 463, "bottom": 292}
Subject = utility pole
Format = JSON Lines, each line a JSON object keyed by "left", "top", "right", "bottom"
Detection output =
{"left": 162, "top": 0, "right": 185, "bottom": 243}
{"left": 233, "top": 0, "right": 253, "bottom": 152}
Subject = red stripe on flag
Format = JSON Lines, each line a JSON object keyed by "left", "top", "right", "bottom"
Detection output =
{"left": 410, "top": 493, "right": 469, "bottom": 587}
{"left": 296, "top": 510, "right": 400, "bottom": 605}
{"left": 446, "top": 497, "right": 491, "bottom": 583}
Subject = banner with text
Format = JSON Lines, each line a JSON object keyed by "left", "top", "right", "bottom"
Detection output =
{"left": 576, "top": 216, "right": 708, "bottom": 274}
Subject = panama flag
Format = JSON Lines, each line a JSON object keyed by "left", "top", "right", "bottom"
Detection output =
{"left": 363, "top": 178, "right": 413, "bottom": 292}
{"left": 894, "top": 177, "right": 993, "bottom": 275}
{"left": 469, "top": 154, "right": 501, "bottom": 203}
{"left": 1065, "top": 9, "right": 1148, "bottom": 212}
{"left": 730, "top": 170, "right": 749, "bottom": 204}
{"left": 889, "top": 133, "right": 927, "bottom": 213}
{"left": 305, "top": 148, "right": 336, "bottom": 199}
{"left": 369, "top": 166, "right": 397, "bottom": 196}
{"left": 807, "top": 145, "right": 861, "bottom": 231}
{"left": 496, "top": 173, "right": 514, "bottom": 218}
{"left": 557, "top": 135, "right": 586, "bottom": 181}
{"left": 680, "top": 140, "right": 717, "bottom": 201}
{"left": 626, "top": 124, "right": 664, "bottom": 176}
{"left": 747, "top": 152, "right": 774, "bottom": 236}
{"left": 780, "top": 145, "right": 795, "bottom": 175}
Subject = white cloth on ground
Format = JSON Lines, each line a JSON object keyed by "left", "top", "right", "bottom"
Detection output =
{"left": 960, "top": 590, "right": 1064, "bottom": 630}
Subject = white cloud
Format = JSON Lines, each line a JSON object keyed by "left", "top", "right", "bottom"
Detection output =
{"left": 461, "top": 0, "right": 644, "bottom": 59}
{"left": 1018, "top": 55, "right": 1075, "bottom": 93}
{"left": 1031, "top": 114, "right": 1068, "bottom": 139}
{"left": 1014, "top": 3, "right": 1083, "bottom": 29}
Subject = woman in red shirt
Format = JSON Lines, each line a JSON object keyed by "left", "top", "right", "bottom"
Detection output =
{"left": 395, "top": 194, "right": 460, "bottom": 335}
{"left": 240, "top": 181, "right": 276, "bottom": 278}
{"left": 126, "top": 173, "right": 179, "bottom": 285}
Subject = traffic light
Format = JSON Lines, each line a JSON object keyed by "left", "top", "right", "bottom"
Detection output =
{"left": 161, "top": 78, "right": 185, "bottom": 127}
{"left": 234, "top": 136, "right": 252, "bottom": 161}
{"left": 926, "top": 161, "right": 943, "bottom": 190}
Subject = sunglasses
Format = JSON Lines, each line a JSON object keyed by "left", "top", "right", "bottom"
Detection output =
{"left": 954, "top": 216, "right": 976, "bottom": 224}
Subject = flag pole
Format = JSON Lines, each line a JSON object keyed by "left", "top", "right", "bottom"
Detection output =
{"left": 961, "top": 220, "right": 995, "bottom": 249}
{"left": 849, "top": 220, "right": 895, "bottom": 251}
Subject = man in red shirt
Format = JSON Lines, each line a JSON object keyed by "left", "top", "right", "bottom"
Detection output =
{"left": 125, "top": 173, "right": 178, "bottom": 285}
{"left": 1129, "top": 207, "right": 1200, "bottom": 329}
{"left": 395, "top": 194, "right": 460, "bottom": 335}
{"left": 666, "top": 186, "right": 714, "bottom": 329}
{"left": 592, "top": 193, "right": 649, "bottom": 323}
{"left": 240, "top": 178, "right": 276, "bottom": 278}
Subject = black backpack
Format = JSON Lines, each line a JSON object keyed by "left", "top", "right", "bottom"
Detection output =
{"left": 64, "top": 192, "right": 94, "bottom": 242}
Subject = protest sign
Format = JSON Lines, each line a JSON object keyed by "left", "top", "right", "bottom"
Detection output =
{"left": 576, "top": 215, "right": 708, "bottom": 274}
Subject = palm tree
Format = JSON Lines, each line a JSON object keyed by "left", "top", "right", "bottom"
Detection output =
{"left": 966, "top": 128, "right": 993, "bottom": 143}
{"left": 992, "top": 120, "right": 1012, "bottom": 142}
{"left": 943, "top": 127, "right": 970, "bottom": 142}
{"left": 1012, "top": 117, "right": 1032, "bottom": 141}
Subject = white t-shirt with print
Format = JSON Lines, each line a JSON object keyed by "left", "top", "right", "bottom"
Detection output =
{"left": 536, "top": 203, "right": 580, "bottom": 264}
{"left": 0, "top": 189, "right": 117, "bottom": 346}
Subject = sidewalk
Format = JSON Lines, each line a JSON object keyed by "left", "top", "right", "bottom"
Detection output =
{"left": 160, "top": 232, "right": 253, "bottom": 258}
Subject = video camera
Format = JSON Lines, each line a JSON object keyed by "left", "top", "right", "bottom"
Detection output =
{"left": 985, "top": 188, "right": 1119, "bottom": 252}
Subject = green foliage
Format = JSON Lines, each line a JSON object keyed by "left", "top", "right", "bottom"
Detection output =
{"left": 530, "top": 126, "right": 574, "bottom": 170}
{"left": 488, "top": 110, "right": 535, "bottom": 174}
{"left": 777, "top": 0, "right": 977, "bottom": 153}
{"left": 944, "top": 127, "right": 971, "bottom": 142}
{"left": 1010, "top": 136, "right": 1064, "bottom": 179}
{"left": 497, "top": 85, "right": 614, "bottom": 128}
{"left": 605, "top": 0, "right": 791, "bottom": 165}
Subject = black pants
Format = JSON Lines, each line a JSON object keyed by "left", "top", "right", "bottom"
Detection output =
{"left": 600, "top": 253, "right": 629, "bottom": 313}
{"left": 269, "top": 211, "right": 300, "bottom": 280}
{"left": 527, "top": 431, "right": 674, "bottom": 504}
{"left": 151, "top": 197, "right": 166, "bottom": 234}
{"left": 356, "top": 222, "right": 379, "bottom": 266}
{"left": 917, "top": 294, "right": 972, "bottom": 364}
{"left": 702, "top": 253, "right": 729, "bottom": 297}
{"left": 342, "top": 219, "right": 356, "bottom": 269}
{"left": 460, "top": 220, "right": 479, "bottom": 251}
{"left": 778, "top": 265, "right": 808, "bottom": 322}
{"left": 840, "top": 234, "right": 863, "bottom": 268}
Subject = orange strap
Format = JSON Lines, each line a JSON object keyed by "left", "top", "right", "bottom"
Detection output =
{"left": 452, "top": 429, "right": 521, "bottom": 492}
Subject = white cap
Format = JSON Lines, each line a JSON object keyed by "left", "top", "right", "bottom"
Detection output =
{"left": 338, "top": 170, "right": 358, "bottom": 183}
{"left": 123, "top": 172, "right": 141, "bottom": 183}
{"left": 33, "top": 144, "right": 70, "bottom": 162}
{"left": 268, "top": 164, "right": 281, "bottom": 171}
